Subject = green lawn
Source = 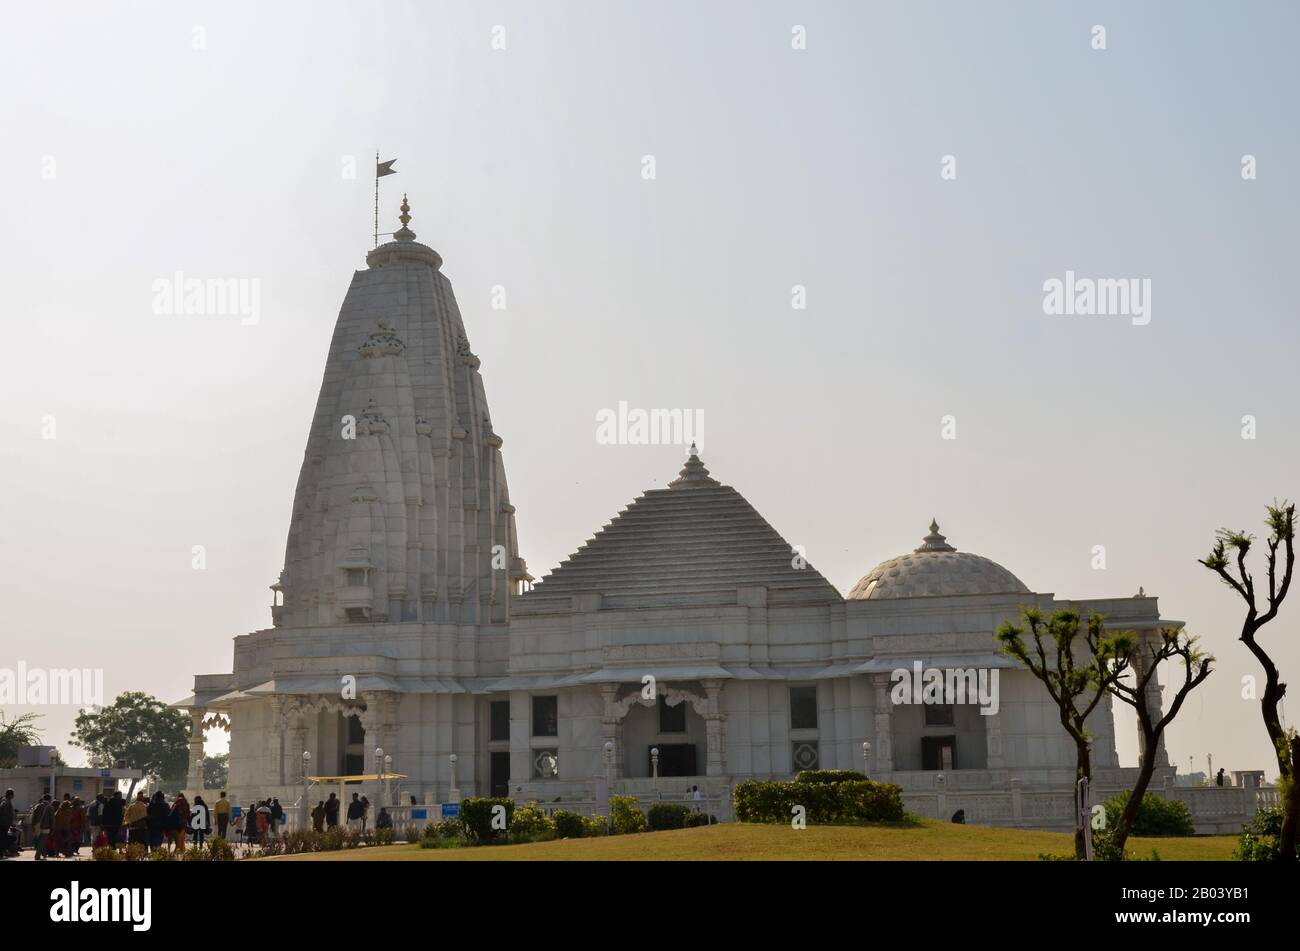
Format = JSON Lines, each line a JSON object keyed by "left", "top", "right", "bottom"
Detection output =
{"left": 268, "top": 820, "right": 1238, "bottom": 861}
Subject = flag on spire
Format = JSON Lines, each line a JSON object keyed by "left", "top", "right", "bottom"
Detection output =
{"left": 377, "top": 158, "right": 397, "bottom": 177}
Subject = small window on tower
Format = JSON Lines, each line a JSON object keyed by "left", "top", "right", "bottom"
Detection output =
{"left": 346, "top": 568, "right": 367, "bottom": 586}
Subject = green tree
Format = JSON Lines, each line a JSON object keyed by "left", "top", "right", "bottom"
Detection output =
{"left": 1105, "top": 627, "right": 1212, "bottom": 857}
{"left": 996, "top": 607, "right": 1134, "bottom": 859}
{"left": 0, "top": 711, "right": 43, "bottom": 767}
{"left": 203, "top": 753, "right": 229, "bottom": 791}
{"left": 70, "top": 691, "right": 190, "bottom": 798}
{"left": 1200, "top": 501, "right": 1297, "bottom": 862}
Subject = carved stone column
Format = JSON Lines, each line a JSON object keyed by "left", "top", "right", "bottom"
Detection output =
{"left": 699, "top": 679, "right": 727, "bottom": 777}
{"left": 872, "top": 675, "right": 894, "bottom": 774}
{"left": 268, "top": 697, "right": 287, "bottom": 784}
{"left": 984, "top": 708, "right": 1005, "bottom": 770}
{"left": 598, "top": 684, "right": 620, "bottom": 787}
{"left": 1133, "top": 633, "right": 1170, "bottom": 768}
{"left": 186, "top": 708, "right": 207, "bottom": 793}
{"left": 362, "top": 692, "right": 400, "bottom": 776}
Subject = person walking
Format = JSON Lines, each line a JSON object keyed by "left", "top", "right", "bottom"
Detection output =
{"left": 125, "top": 792, "right": 148, "bottom": 846}
{"left": 0, "top": 788, "right": 18, "bottom": 858}
{"left": 170, "top": 792, "right": 191, "bottom": 850}
{"left": 88, "top": 794, "right": 105, "bottom": 843}
{"left": 146, "top": 792, "right": 168, "bottom": 852}
{"left": 214, "top": 791, "right": 231, "bottom": 839}
{"left": 191, "top": 795, "right": 209, "bottom": 847}
{"left": 51, "top": 800, "right": 74, "bottom": 856}
{"left": 346, "top": 792, "right": 364, "bottom": 830}
{"left": 31, "top": 795, "right": 54, "bottom": 860}
{"left": 256, "top": 800, "right": 272, "bottom": 842}
{"left": 100, "top": 791, "right": 125, "bottom": 848}
{"left": 311, "top": 800, "right": 326, "bottom": 832}
{"left": 66, "top": 798, "right": 86, "bottom": 856}
{"left": 270, "top": 797, "right": 284, "bottom": 834}
{"left": 324, "top": 792, "right": 340, "bottom": 828}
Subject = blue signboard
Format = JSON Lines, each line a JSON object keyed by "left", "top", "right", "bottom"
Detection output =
{"left": 100, "top": 769, "right": 111, "bottom": 778}
{"left": 441, "top": 803, "right": 460, "bottom": 818}
{"left": 410, "top": 808, "right": 428, "bottom": 820}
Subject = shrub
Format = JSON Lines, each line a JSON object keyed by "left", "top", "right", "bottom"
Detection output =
{"left": 794, "top": 770, "right": 869, "bottom": 785}
{"left": 610, "top": 795, "right": 647, "bottom": 834}
{"left": 1235, "top": 803, "right": 1297, "bottom": 861}
{"left": 374, "top": 828, "right": 395, "bottom": 846}
{"left": 509, "top": 804, "right": 556, "bottom": 842}
{"left": 207, "top": 837, "right": 236, "bottom": 861}
{"left": 92, "top": 846, "right": 120, "bottom": 861}
{"left": 459, "top": 798, "right": 514, "bottom": 843}
{"left": 401, "top": 824, "right": 422, "bottom": 844}
{"left": 582, "top": 815, "right": 611, "bottom": 837}
{"left": 552, "top": 810, "right": 586, "bottom": 839}
{"left": 684, "top": 811, "right": 712, "bottom": 828}
{"left": 733, "top": 779, "right": 905, "bottom": 824}
{"left": 647, "top": 802, "right": 691, "bottom": 831}
{"left": 1102, "top": 791, "right": 1195, "bottom": 837}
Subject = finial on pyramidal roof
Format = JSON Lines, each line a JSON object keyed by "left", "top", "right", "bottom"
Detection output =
{"left": 915, "top": 518, "right": 956, "bottom": 553}
{"left": 668, "top": 444, "right": 718, "bottom": 488}
{"left": 394, "top": 193, "right": 416, "bottom": 241}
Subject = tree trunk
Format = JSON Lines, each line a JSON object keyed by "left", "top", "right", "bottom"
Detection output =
{"left": 1112, "top": 725, "right": 1158, "bottom": 858}
{"left": 1074, "top": 738, "right": 1092, "bottom": 860}
{"left": 1259, "top": 669, "right": 1297, "bottom": 861}
{"left": 1279, "top": 735, "right": 1300, "bottom": 861}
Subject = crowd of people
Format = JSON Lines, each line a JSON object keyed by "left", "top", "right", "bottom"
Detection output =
{"left": 2, "top": 786, "right": 400, "bottom": 859}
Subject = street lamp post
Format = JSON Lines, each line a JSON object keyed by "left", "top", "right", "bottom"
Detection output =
{"left": 862, "top": 741, "right": 871, "bottom": 779}
{"left": 384, "top": 754, "right": 393, "bottom": 806}
{"left": 603, "top": 740, "right": 615, "bottom": 828}
{"left": 375, "top": 746, "right": 384, "bottom": 824}
{"left": 650, "top": 747, "right": 660, "bottom": 800}
{"left": 449, "top": 753, "right": 459, "bottom": 803}
{"left": 301, "top": 750, "right": 312, "bottom": 832}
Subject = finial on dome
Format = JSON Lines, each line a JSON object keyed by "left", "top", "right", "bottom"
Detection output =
{"left": 668, "top": 446, "right": 718, "bottom": 488}
{"left": 916, "top": 518, "right": 956, "bottom": 553}
{"left": 394, "top": 193, "right": 416, "bottom": 241}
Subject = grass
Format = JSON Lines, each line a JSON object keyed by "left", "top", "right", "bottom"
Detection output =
{"left": 267, "top": 820, "right": 1238, "bottom": 861}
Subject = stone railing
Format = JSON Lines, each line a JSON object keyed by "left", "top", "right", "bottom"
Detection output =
{"left": 901, "top": 777, "right": 1276, "bottom": 835}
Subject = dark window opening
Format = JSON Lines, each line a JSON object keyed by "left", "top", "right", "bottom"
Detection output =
{"left": 532, "top": 695, "right": 558, "bottom": 737}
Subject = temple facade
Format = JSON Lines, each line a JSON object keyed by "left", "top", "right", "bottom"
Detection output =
{"left": 180, "top": 201, "right": 1184, "bottom": 830}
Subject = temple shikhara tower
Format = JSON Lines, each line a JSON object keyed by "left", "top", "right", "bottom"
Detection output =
{"left": 181, "top": 196, "right": 1216, "bottom": 831}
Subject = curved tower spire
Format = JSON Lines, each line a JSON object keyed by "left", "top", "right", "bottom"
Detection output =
{"left": 276, "top": 197, "right": 525, "bottom": 627}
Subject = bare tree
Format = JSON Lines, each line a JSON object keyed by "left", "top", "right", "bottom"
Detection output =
{"left": 1106, "top": 627, "right": 1213, "bottom": 856}
{"left": 1199, "top": 500, "right": 1297, "bottom": 861}
{"left": 996, "top": 607, "right": 1133, "bottom": 859}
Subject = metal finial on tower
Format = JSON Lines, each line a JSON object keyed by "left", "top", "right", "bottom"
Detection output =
{"left": 393, "top": 194, "right": 416, "bottom": 242}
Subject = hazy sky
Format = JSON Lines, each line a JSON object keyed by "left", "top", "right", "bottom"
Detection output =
{"left": 2, "top": 1, "right": 1297, "bottom": 776}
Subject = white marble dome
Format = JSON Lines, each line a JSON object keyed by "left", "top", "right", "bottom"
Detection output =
{"left": 848, "top": 521, "right": 1029, "bottom": 600}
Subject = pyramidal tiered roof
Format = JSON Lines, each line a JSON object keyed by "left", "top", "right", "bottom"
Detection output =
{"left": 517, "top": 448, "right": 840, "bottom": 612}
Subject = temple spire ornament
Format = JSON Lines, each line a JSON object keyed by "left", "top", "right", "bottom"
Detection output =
{"left": 393, "top": 193, "right": 416, "bottom": 242}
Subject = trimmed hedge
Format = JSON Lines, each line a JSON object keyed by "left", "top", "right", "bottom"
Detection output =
{"left": 647, "top": 802, "right": 691, "bottom": 831}
{"left": 734, "top": 778, "right": 905, "bottom": 824}
{"left": 794, "top": 770, "right": 868, "bottom": 785}
{"left": 459, "top": 797, "right": 514, "bottom": 843}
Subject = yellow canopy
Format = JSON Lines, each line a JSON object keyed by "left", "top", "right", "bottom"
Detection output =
{"left": 305, "top": 773, "right": 408, "bottom": 782}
